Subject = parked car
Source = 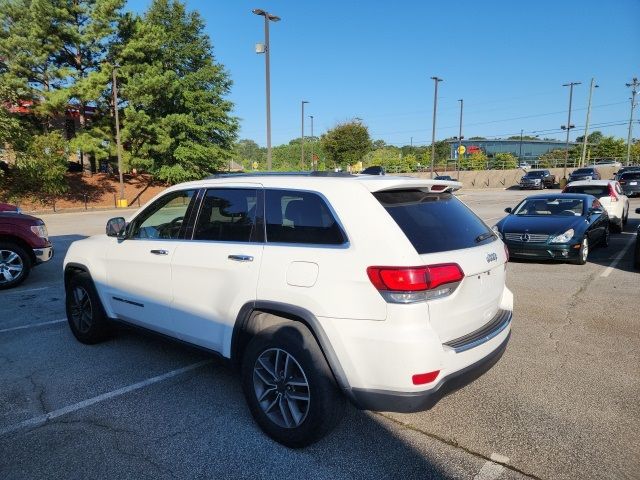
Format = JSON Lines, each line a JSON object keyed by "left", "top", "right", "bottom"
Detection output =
{"left": 618, "top": 171, "right": 640, "bottom": 197}
{"left": 494, "top": 193, "right": 609, "bottom": 265}
{"left": 568, "top": 167, "right": 601, "bottom": 182}
{"left": 595, "top": 159, "right": 623, "bottom": 169}
{"left": 434, "top": 175, "right": 457, "bottom": 181}
{"left": 64, "top": 173, "right": 512, "bottom": 447}
{"left": 517, "top": 161, "right": 531, "bottom": 170}
{"left": 635, "top": 208, "right": 640, "bottom": 270}
{"left": 0, "top": 202, "right": 21, "bottom": 213}
{"left": 519, "top": 170, "right": 555, "bottom": 189}
{"left": 563, "top": 180, "right": 629, "bottom": 232}
{"left": 360, "top": 165, "right": 385, "bottom": 175}
{"left": 614, "top": 166, "right": 640, "bottom": 181}
{"left": 0, "top": 210, "right": 53, "bottom": 289}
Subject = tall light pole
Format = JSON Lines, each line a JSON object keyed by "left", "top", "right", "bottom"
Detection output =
{"left": 253, "top": 9, "right": 280, "bottom": 170}
{"left": 561, "top": 82, "right": 581, "bottom": 182}
{"left": 457, "top": 98, "right": 463, "bottom": 178}
{"left": 301, "top": 100, "right": 309, "bottom": 170}
{"left": 625, "top": 77, "right": 639, "bottom": 166}
{"left": 580, "top": 78, "right": 598, "bottom": 168}
{"left": 111, "top": 65, "right": 125, "bottom": 206}
{"left": 518, "top": 129, "right": 524, "bottom": 163}
{"left": 430, "top": 76, "right": 443, "bottom": 178}
{"left": 309, "top": 114, "right": 315, "bottom": 170}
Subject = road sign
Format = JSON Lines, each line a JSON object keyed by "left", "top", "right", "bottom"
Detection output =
{"left": 457, "top": 145, "right": 466, "bottom": 155}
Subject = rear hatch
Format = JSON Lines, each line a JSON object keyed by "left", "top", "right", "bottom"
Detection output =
{"left": 564, "top": 184, "right": 614, "bottom": 212}
{"left": 373, "top": 189, "right": 507, "bottom": 343}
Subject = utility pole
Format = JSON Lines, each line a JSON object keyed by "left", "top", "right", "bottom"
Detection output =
{"left": 309, "top": 115, "right": 315, "bottom": 170}
{"left": 580, "top": 78, "right": 598, "bottom": 168}
{"left": 430, "top": 76, "right": 443, "bottom": 178}
{"left": 457, "top": 99, "right": 463, "bottom": 179}
{"left": 253, "top": 9, "right": 280, "bottom": 170}
{"left": 625, "top": 77, "right": 639, "bottom": 166}
{"left": 561, "top": 82, "right": 581, "bottom": 183}
{"left": 112, "top": 66, "right": 125, "bottom": 207}
{"left": 518, "top": 129, "right": 524, "bottom": 162}
{"left": 301, "top": 100, "right": 308, "bottom": 170}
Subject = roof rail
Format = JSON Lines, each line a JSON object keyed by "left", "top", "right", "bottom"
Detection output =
{"left": 205, "top": 171, "right": 356, "bottom": 179}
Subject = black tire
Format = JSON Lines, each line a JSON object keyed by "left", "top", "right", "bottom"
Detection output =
{"left": 622, "top": 208, "right": 628, "bottom": 226}
{"left": 65, "top": 272, "right": 112, "bottom": 344}
{"left": 0, "top": 241, "right": 31, "bottom": 290}
{"left": 602, "top": 226, "right": 610, "bottom": 248}
{"left": 611, "top": 219, "right": 623, "bottom": 234}
{"left": 634, "top": 237, "right": 640, "bottom": 270}
{"left": 241, "top": 322, "right": 345, "bottom": 448}
{"left": 574, "top": 237, "right": 589, "bottom": 265}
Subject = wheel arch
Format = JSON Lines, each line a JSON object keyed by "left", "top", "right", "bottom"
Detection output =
{"left": 64, "top": 262, "right": 91, "bottom": 291}
{"left": 231, "top": 300, "right": 353, "bottom": 397}
{"left": 0, "top": 234, "right": 36, "bottom": 264}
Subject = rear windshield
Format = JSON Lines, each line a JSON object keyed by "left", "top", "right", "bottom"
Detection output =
{"left": 572, "top": 168, "right": 594, "bottom": 174}
{"left": 564, "top": 185, "right": 608, "bottom": 197}
{"left": 621, "top": 172, "right": 640, "bottom": 180}
{"left": 373, "top": 190, "right": 495, "bottom": 254}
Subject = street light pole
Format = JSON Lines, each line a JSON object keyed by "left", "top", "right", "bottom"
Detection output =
{"left": 309, "top": 115, "right": 315, "bottom": 170}
{"left": 580, "top": 78, "right": 598, "bottom": 168}
{"left": 625, "top": 77, "right": 639, "bottom": 166}
{"left": 519, "top": 129, "right": 524, "bottom": 163}
{"left": 301, "top": 100, "right": 308, "bottom": 170}
{"left": 457, "top": 98, "right": 463, "bottom": 179}
{"left": 562, "top": 82, "right": 581, "bottom": 182}
{"left": 111, "top": 66, "right": 125, "bottom": 206}
{"left": 253, "top": 9, "right": 280, "bottom": 170}
{"left": 430, "top": 76, "right": 443, "bottom": 179}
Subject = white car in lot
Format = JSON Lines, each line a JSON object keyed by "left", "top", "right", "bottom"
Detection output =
{"left": 63, "top": 173, "right": 512, "bottom": 447}
{"left": 563, "top": 180, "right": 629, "bottom": 232}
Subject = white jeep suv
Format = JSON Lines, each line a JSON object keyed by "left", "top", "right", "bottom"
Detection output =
{"left": 563, "top": 180, "right": 629, "bottom": 232}
{"left": 63, "top": 173, "right": 512, "bottom": 447}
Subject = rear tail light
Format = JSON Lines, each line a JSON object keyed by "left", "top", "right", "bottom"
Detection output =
{"left": 412, "top": 370, "right": 440, "bottom": 385}
{"left": 608, "top": 183, "right": 619, "bottom": 202}
{"left": 367, "top": 264, "right": 464, "bottom": 303}
{"left": 430, "top": 184, "right": 447, "bottom": 192}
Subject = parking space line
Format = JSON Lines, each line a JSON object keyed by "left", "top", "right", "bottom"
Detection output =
{"left": 0, "top": 319, "right": 66, "bottom": 334}
{"left": 473, "top": 461, "right": 505, "bottom": 480}
{"left": 600, "top": 234, "right": 636, "bottom": 278}
{"left": 2, "top": 286, "right": 52, "bottom": 294}
{"left": 0, "top": 360, "right": 213, "bottom": 437}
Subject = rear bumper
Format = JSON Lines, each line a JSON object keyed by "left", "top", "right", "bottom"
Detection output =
{"left": 505, "top": 241, "right": 580, "bottom": 260}
{"left": 350, "top": 332, "right": 510, "bottom": 412}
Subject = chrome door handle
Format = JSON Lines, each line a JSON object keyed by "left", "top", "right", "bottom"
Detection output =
{"left": 228, "top": 254, "right": 254, "bottom": 262}
{"left": 150, "top": 249, "right": 169, "bottom": 255}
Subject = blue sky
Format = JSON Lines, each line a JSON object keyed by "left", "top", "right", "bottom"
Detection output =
{"left": 127, "top": 0, "right": 640, "bottom": 146}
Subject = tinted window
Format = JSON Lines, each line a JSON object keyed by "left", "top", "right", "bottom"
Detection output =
{"left": 265, "top": 190, "right": 346, "bottom": 245}
{"left": 374, "top": 190, "right": 494, "bottom": 254}
{"left": 130, "top": 189, "right": 196, "bottom": 239}
{"left": 572, "top": 168, "right": 594, "bottom": 174}
{"left": 621, "top": 172, "right": 640, "bottom": 180}
{"left": 525, "top": 171, "right": 545, "bottom": 177}
{"left": 193, "top": 189, "right": 262, "bottom": 242}
{"left": 513, "top": 197, "right": 585, "bottom": 216}
{"left": 564, "top": 185, "right": 609, "bottom": 197}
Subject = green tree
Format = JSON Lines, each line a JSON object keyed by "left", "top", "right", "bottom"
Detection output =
{"left": 467, "top": 151, "right": 488, "bottom": 171}
{"left": 591, "top": 136, "right": 625, "bottom": 158}
{"left": 321, "top": 121, "right": 372, "bottom": 168}
{"left": 492, "top": 152, "right": 517, "bottom": 169}
{"left": 115, "top": 0, "right": 238, "bottom": 182}
{"left": 5, "top": 132, "right": 69, "bottom": 205}
{"left": 234, "top": 139, "right": 265, "bottom": 170}
{"left": 539, "top": 149, "right": 572, "bottom": 168}
{"left": 575, "top": 130, "right": 603, "bottom": 145}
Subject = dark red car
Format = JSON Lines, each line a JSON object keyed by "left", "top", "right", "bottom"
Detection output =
{"left": 0, "top": 208, "right": 53, "bottom": 289}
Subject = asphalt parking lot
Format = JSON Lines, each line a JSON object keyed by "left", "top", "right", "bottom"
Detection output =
{"left": 1, "top": 189, "right": 639, "bottom": 480}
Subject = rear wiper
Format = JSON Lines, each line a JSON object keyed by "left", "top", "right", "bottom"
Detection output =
{"left": 475, "top": 232, "right": 494, "bottom": 243}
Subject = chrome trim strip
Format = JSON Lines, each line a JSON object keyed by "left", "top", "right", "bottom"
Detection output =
{"left": 443, "top": 309, "right": 512, "bottom": 353}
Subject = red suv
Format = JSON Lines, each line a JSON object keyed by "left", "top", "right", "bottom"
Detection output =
{"left": 0, "top": 204, "right": 53, "bottom": 289}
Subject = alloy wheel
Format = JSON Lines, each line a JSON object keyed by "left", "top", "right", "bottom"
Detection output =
{"left": 70, "top": 286, "right": 93, "bottom": 334}
{"left": 0, "top": 249, "right": 24, "bottom": 285}
{"left": 253, "top": 348, "right": 310, "bottom": 429}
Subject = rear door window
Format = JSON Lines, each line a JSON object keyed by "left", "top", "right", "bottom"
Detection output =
{"left": 564, "top": 185, "right": 608, "bottom": 197}
{"left": 373, "top": 190, "right": 495, "bottom": 254}
{"left": 265, "top": 190, "right": 347, "bottom": 245}
{"left": 193, "top": 189, "right": 263, "bottom": 242}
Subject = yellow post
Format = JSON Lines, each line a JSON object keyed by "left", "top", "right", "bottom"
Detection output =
{"left": 116, "top": 198, "right": 128, "bottom": 208}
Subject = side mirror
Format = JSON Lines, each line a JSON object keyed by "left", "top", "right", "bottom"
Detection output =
{"left": 636, "top": 208, "right": 640, "bottom": 214}
{"left": 504, "top": 207, "right": 512, "bottom": 214}
{"left": 106, "top": 217, "right": 127, "bottom": 238}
